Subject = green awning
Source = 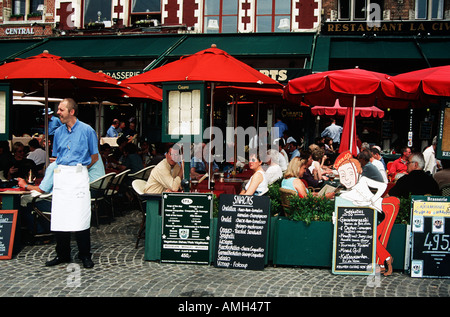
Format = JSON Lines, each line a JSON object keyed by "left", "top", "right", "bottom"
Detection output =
{"left": 0, "top": 39, "right": 43, "bottom": 63}
{"left": 12, "top": 34, "right": 186, "bottom": 60}
{"left": 330, "top": 38, "right": 423, "bottom": 59}
{"left": 419, "top": 40, "right": 450, "bottom": 59}
{"left": 167, "top": 33, "right": 315, "bottom": 58}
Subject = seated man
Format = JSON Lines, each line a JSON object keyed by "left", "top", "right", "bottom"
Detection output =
{"left": 190, "top": 143, "right": 219, "bottom": 180}
{"left": 357, "top": 150, "right": 385, "bottom": 183}
{"left": 388, "top": 146, "right": 411, "bottom": 180}
{"left": 387, "top": 152, "right": 440, "bottom": 199}
{"left": 144, "top": 144, "right": 183, "bottom": 194}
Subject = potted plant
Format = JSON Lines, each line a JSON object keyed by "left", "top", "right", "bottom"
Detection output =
{"left": 271, "top": 191, "right": 335, "bottom": 267}
{"left": 27, "top": 12, "right": 42, "bottom": 20}
{"left": 9, "top": 14, "right": 24, "bottom": 21}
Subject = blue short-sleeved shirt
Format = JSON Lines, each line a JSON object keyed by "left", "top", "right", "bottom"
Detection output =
{"left": 106, "top": 125, "right": 119, "bottom": 137}
{"left": 53, "top": 119, "right": 99, "bottom": 166}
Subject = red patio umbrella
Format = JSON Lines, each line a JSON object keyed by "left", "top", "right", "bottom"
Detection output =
{"left": 339, "top": 106, "right": 359, "bottom": 157}
{"left": 95, "top": 71, "right": 162, "bottom": 102}
{"left": 123, "top": 44, "right": 283, "bottom": 187}
{"left": 0, "top": 51, "right": 119, "bottom": 165}
{"left": 122, "top": 45, "right": 283, "bottom": 89}
{"left": 311, "top": 99, "right": 384, "bottom": 118}
{"left": 284, "top": 67, "right": 399, "bottom": 154}
{"left": 388, "top": 65, "right": 450, "bottom": 99}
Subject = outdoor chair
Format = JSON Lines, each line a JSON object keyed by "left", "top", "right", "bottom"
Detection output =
{"left": 30, "top": 192, "right": 53, "bottom": 243}
{"left": 105, "top": 169, "right": 130, "bottom": 218}
{"left": 128, "top": 165, "right": 155, "bottom": 182}
{"left": 441, "top": 183, "right": 450, "bottom": 197}
{"left": 279, "top": 188, "right": 298, "bottom": 217}
{"left": 90, "top": 172, "right": 116, "bottom": 227}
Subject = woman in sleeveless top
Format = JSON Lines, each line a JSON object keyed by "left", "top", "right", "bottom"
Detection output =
{"left": 281, "top": 157, "right": 309, "bottom": 198}
{"left": 240, "top": 152, "right": 268, "bottom": 195}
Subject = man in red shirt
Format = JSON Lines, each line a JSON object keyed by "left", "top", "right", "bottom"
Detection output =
{"left": 388, "top": 146, "right": 411, "bottom": 180}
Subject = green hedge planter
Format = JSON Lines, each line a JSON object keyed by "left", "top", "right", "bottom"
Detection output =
{"left": 272, "top": 216, "right": 333, "bottom": 267}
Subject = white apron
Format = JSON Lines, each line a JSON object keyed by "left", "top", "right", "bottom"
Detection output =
{"left": 51, "top": 164, "right": 91, "bottom": 232}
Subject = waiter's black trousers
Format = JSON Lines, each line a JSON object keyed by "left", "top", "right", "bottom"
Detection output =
{"left": 54, "top": 228, "right": 91, "bottom": 259}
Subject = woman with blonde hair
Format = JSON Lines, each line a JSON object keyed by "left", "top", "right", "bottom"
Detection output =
{"left": 281, "top": 157, "right": 309, "bottom": 198}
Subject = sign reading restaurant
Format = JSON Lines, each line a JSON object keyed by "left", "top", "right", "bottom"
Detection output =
{"left": 322, "top": 21, "right": 450, "bottom": 35}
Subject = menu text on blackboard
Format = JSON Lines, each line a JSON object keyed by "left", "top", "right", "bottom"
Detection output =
{"left": 215, "top": 194, "right": 270, "bottom": 270}
{"left": 333, "top": 203, "right": 377, "bottom": 275}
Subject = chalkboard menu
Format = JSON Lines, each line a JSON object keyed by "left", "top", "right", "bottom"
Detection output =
{"left": 161, "top": 193, "right": 212, "bottom": 265}
{"left": 333, "top": 198, "right": 377, "bottom": 275}
{"left": 0, "top": 210, "right": 18, "bottom": 260}
{"left": 214, "top": 194, "right": 270, "bottom": 270}
{"left": 410, "top": 195, "right": 450, "bottom": 279}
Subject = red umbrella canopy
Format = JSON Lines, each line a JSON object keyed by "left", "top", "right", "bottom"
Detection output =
{"left": 389, "top": 65, "right": 450, "bottom": 97}
{"left": 283, "top": 67, "right": 399, "bottom": 108}
{"left": 0, "top": 51, "right": 116, "bottom": 94}
{"left": 123, "top": 45, "right": 283, "bottom": 89}
{"left": 311, "top": 100, "right": 384, "bottom": 118}
{"left": 94, "top": 71, "right": 162, "bottom": 101}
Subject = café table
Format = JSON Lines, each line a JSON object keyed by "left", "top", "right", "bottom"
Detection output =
{"left": 0, "top": 188, "right": 28, "bottom": 210}
{"left": 196, "top": 179, "right": 243, "bottom": 195}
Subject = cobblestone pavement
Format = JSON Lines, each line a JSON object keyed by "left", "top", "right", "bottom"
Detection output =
{"left": 1, "top": 210, "right": 449, "bottom": 299}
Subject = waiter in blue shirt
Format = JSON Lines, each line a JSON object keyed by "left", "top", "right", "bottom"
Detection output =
{"left": 106, "top": 119, "right": 120, "bottom": 137}
{"left": 45, "top": 98, "right": 99, "bottom": 269}
{"left": 321, "top": 118, "right": 343, "bottom": 148}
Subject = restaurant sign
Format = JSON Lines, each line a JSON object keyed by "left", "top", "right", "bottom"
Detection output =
{"left": 4, "top": 27, "right": 35, "bottom": 35}
{"left": 322, "top": 21, "right": 450, "bottom": 35}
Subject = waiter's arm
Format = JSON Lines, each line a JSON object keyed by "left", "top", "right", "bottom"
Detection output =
{"left": 87, "top": 153, "right": 99, "bottom": 169}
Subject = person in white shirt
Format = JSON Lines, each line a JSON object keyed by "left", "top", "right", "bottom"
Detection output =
{"left": 264, "top": 149, "right": 283, "bottom": 185}
{"left": 423, "top": 136, "right": 438, "bottom": 176}
{"left": 27, "top": 138, "right": 46, "bottom": 176}
{"left": 370, "top": 147, "right": 388, "bottom": 183}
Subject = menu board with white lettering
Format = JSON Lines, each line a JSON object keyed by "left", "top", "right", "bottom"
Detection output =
{"left": 214, "top": 194, "right": 270, "bottom": 271}
{"left": 333, "top": 198, "right": 377, "bottom": 275}
{"left": 161, "top": 193, "right": 212, "bottom": 265}
{"left": 410, "top": 196, "right": 450, "bottom": 279}
{"left": 0, "top": 210, "right": 18, "bottom": 260}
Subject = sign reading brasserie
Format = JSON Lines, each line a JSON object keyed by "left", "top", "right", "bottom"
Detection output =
{"left": 161, "top": 193, "right": 212, "bottom": 265}
{"left": 322, "top": 21, "right": 450, "bottom": 35}
{"left": 410, "top": 196, "right": 450, "bottom": 278}
{"left": 215, "top": 194, "right": 270, "bottom": 271}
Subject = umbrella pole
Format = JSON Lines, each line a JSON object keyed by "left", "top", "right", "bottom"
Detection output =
{"left": 349, "top": 95, "right": 356, "bottom": 155}
{"left": 44, "top": 79, "right": 49, "bottom": 168}
{"left": 208, "top": 83, "right": 214, "bottom": 190}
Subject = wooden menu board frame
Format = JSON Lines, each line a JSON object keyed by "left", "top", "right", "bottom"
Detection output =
{"left": 436, "top": 100, "right": 450, "bottom": 160}
{"left": 332, "top": 197, "right": 377, "bottom": 275}
{"left": 0, "top": 210, "right": 18, "bottom": 260}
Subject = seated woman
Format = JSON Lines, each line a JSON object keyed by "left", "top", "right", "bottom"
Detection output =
{"left": 309, "top": 147, "right": 332, "bottom": 181}
{"left": 283, "top": 157, "right": 336, "bottom": 199}
{"left": 240, "top": 152, "right": 268, "bottom": 196}
{"left": 281, "top": 157, "right": 309, "bottom": 198}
